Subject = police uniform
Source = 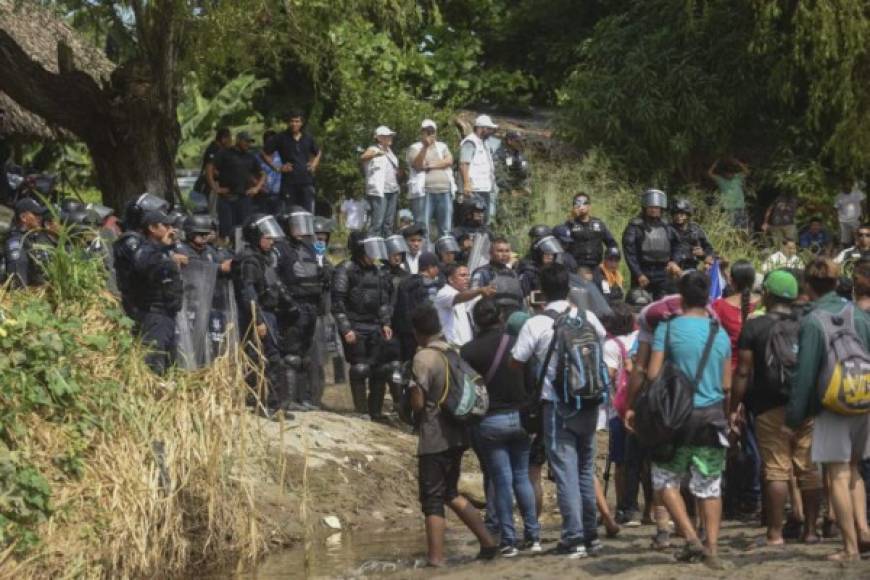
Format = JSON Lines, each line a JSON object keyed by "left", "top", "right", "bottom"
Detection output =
{"left": 622, "top": 216, "right": 679, "bottom": 300}
{"left": 564, "top": 217, "right": 619, "bottom": 269}
{"left": 471, "top": 262, "right": 524, "bottom": 317}
{"left": 671, "top": 222, "right": 714, "bottom": 271}
{"left": 331, "top": 238, "right": 394, "bottom": 416}
{"left": 131, "top": 237, "right": 183, "bottom": 375}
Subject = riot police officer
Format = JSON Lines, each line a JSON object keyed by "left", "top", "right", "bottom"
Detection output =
{"left": 312, "top": 216, "right": 334, "bottom": 268}
{"left": 622, "top": 189, "right": 681, "bottom": 300}
{"left": 131, "top": 210, "right": 187, "bottom": 375}
{"left": 275, "top": 208, "right": 325, "bottom": 410}
{"left": 518, "top": 234, "right": 564, "bottom": 297}
{"left": 434, "top": 234, "right": 461, "bottom": 267}
{"left": 385, "top": 234, "right": 411, "bottom": 286}
{"left": 233, "top": 213, "right": 295, "bottom": 414}
{"left": 177, "top": 215, "right": 232, "bottom": 267}
{"left": 471, "top": 236, "right": 524, "bottom": 318}
{"left": 393, "top": 252, "right": 443, "bottom": 362}
{"left": 452, "top": 195, "right": 493, "bottom": 263}
{"left": 114, "top": 193, "right": 170, "bottom": 322}
{"left": 4, "top": 198, "right": 53, "bottom": 288}
{"left": 561, "top": 193, "right": 618, "bottom": 270}
{"left": 332, "top": 233, "right": 395, "bottom": 418}
{"left": 670, "top": 198, "right": 714, "bottom": 271}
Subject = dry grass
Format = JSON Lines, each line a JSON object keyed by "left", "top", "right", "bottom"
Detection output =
{"left": 2, "top": 287, "right": 276, "bottom": 579}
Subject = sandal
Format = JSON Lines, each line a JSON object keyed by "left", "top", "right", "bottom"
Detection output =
{"left": 650, "top": 529, "right": 672, "bottom": 551}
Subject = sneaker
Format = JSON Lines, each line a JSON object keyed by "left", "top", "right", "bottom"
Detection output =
{"left": 477, "top": 545, "right": 498, "bottom": 560}
{"left": 586, "top": 538, "right": 603, "bottom": 555}
{"left": 624, "top": 516, "right": 642, "bottom": 528}
{"left": 528, "top": 541, "right": 543, "bottom": 553}
{"left": 554, "top": 543, "right": 588, "bottom": 559}
{"left": 499, "top": 545, "right": 520, "bottom": 558}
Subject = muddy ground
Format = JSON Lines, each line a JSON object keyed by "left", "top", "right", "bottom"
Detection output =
{"left": 245, "top": 381, "right": 869, "bottom": 579}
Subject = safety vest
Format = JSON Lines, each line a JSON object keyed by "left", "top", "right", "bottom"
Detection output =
{"left": 364, "top": 147, "right": 399, "bottom": 197}
{"left": 460, "top": 132, "right": 494, "bottom": 193}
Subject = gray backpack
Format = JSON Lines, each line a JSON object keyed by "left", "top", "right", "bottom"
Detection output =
{"left": 812, "top": 302, "right": 870, "bottom": 415}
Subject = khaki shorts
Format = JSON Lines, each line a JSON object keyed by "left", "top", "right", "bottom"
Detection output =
{"left": 756, "top": 406, "right": 821, "bottom": 490}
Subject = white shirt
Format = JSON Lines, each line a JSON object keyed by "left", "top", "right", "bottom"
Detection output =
{"left": 762, "top": 251, "right": 804, "bottom": 273}
{"left": 835, "top": 189, "right": 865, "bottom": 223}
{"left": 604, "top": 331, "right": 638, "bottom": 372}
{"left": 510, "top": 300, "right": 606, "bottom": 402}
{"left": 434, "top": 284, "right": 476, "bottom": 346}
{"left": 341, "top": 199, "right": 367, "bottom": 231}
{"left": 405, "top": 252, "right": 420, "bottom": 275}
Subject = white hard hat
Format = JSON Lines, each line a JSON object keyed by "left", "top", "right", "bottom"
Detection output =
{"left": 474, "top": 114, "right": 498, "bottom": 129}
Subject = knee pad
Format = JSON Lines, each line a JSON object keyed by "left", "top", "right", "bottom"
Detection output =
{"left": 349, "top": 363, "right": 371, "bottom": 382}
{"left": 282, "top": 354, "right": 303, "bottom": 371}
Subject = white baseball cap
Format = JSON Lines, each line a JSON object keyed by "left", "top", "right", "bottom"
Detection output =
{"left": 421, "top": 119, "right": 437, "bottom": 130}
{"left": 474, "top": 114, "right": 498, "bottom": 129}
{"left": 374, "top": 125, "right": 396, "bottom": 137}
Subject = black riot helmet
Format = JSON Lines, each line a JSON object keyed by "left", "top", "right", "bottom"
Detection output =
{"left": 362, "top": 236, "right": 390, "bottom": 261}
{"left": 672, "top": 197, "right": 693, "bottom": 215}
{"left": 279, "top": 207, "right": 315, "bottom": 238}
{"left": 183, "top": 214, "right": 215, "bottom": 238}
{"left": 85, "top": 203, "right": 114, "bottom": 223}
{"left": 532, "top": 235, "right": 564, "bottom": 260}
{"left": 167, "top": 206, "right": 188, "bottom": 231}
{"left": 123, "top": 192, "right": 170, "bottom": 230}
{"left": 60, "top": 197, "right": 85, "bottom": 214}
{"left": 528, "top": 224, "right": 552, "bottom": 243}
{"left": 313, "top": 216, "right": 334, "bottom": 240}
{"left": 640, "top": 189, "right": 668, "bottom": 209}
{"left": 435, "top": 235, "right": 461, "bottom": 255}
{"left": 242, "top": 213, "right": 285, "bottom": 247}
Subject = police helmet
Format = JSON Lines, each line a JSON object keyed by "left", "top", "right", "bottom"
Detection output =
{"left": 243, "top": 213, "right": 285, "bottom": 247}
{"left": 124, "top": 192, "right": 170, "bottom": 230}
{"left": 552, "top": 224, "right": 572, "bottom": 244}
{"left": 641, "top": 189, "right": 668, "bottom": 209}
{"left": 167, "top": 207, "right": 188, "bottom": 230}
{"left": 672, "top": 197, "right": 693, "bottom": 215}
{"left": 533, "top": 235, "right": 564, "bottom": 256}
{"left": 284, "top": 207, "right": 315, "bottom": 237}
{"left": 183, "top": 214, "right": 215, "bottom": 237}
{"left": 60, "top": 197, "right": 85, "bottom": 214}
{"left": 627, "top": 287, "right": 653, "bottom": 307}
{"left": 384, "top": 234, "right": 410, "bottom": 257}
{"left": 528, "top": 224, "right": 552, "bottom": 242}
{"left": 464, "top": 195, "right": 487, "bottom": 213}
{"left": 362, "top": 237, "right": 390, "bottom": 261}
{"left": 85, "top": 203, "right": 114, "bottom": 223}
{"left": 313, "top": 216, "right": 335, "bottom": 235}
{"left": 435, "top": 235, "right": 461, "bottom": 255}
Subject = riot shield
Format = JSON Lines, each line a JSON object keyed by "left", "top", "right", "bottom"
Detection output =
{"left": 467, "top": 233, "right": 490, "bottom": 273}
{"left": 210, "top": 276, "right": 239, "bottom": 363}
{"left": 175, "top": 259, "right": 218, "bottom": 369}
{"left": 568, "top": 273, "right": 613, "bottom": 319}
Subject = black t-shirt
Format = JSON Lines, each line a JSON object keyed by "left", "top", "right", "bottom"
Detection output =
{"left": 195, "top": 141, "right": 222, "bottom": 194}
{"left": 213, "top": 147, "right": 261, "bottom": 198}
{"left": 460, "top": 329, "right": 528, "bottom": 412}
{"left": 264, "top": 131, "right": 319, "bottom": 187}
{"left": 736, "top": 313, "right": 792, "bottom": 416}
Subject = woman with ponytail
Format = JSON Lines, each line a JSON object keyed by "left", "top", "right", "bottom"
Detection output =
{"left": 712, "top": 260, "right": 760, "bottom": 370}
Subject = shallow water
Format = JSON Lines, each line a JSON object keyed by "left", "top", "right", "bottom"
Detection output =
{"left": 225, "top": 526, "right": 471, "bottom": 579}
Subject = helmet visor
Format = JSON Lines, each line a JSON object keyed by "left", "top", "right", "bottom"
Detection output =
{"left": 362, "top": 237, "right": 389, "bottom": 261}
{"left": 435, "top": 235, "right": 461, "bottom": 254}
{"left": 288, "top": 211, "right": 314, "bottom": 237}
{"left": 254, "top": 215, "right": 285, "bottom": 239}
{"left": 384, "top": 234, "right": 410, "bottom": 256}
{"left": 136, "top": 193, "right": 169, "bottom": 213}
{"left": 534, "top": 235, "right": 564, "bottom": 255}
{"left": 642, "top": 190, "right": 668, "bottom": 209}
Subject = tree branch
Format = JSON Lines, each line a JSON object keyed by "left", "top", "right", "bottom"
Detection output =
{"left": 0, "top": 29, "right": 111, "bottom": 140}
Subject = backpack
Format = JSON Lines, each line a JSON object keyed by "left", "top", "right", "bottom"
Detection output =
{"left": 609, "top": 335, "right": 631, "bottom": 418}
{"left": 761, "top": 312, "right": 801, "bottom": 398}
{"left": 813, "top": 303, "right": 870, "bottom": 415}
{"left": 633, "top": 319, "right": 719, "bottom": 450}
{"left": 543, "top": 309, "right": 610, "bottom": 407}
{"left": 430, "top": 345, "right": 489, "bottom": 423}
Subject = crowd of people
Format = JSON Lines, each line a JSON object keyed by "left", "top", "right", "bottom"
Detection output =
{"left": 2, "top": 110, "right": 870, "bottom": 572}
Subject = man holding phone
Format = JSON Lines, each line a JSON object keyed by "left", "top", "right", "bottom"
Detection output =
{"left": 407, "top": 119, "right": 455, "bottom": 239}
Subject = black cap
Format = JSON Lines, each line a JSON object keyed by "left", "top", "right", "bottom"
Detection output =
{"left": 605, "top": 246, "right": 621, "bottom": 260}
{"left": 141, "top": 210, "right": 172, "bottom": 226}
{"left": 419, "top": 252, "right": 440, "bottom": 270}
{"left": 15, "top": 197, "right": 47, "bottom": 216}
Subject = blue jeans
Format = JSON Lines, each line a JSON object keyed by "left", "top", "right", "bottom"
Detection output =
{"left": 475, "top": 411, "right": 540, "bottom": 546}
{"left": 367, "top": 191, "right": 398, "bottom": 237}
{"left": 409, "top": 196, "right": 427, "bottom": 226}
{"left": 543, "top": 403, "right": 598, "bottom": 546}
{"left": 425, "top": 191, "right": 453, "bottom": 239}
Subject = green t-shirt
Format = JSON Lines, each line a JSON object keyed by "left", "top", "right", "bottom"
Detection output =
{"left": 713, "top": 174, "right": 746, "bottom": 210}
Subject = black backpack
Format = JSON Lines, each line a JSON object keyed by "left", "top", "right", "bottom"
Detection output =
{"left": 543, "top": 309, "right": 609, "bottom": 405}
{"left": 633, "top": 318, "right": 719, "bottom": 450}
{"left": 761, "top": 311, "right": 800, "bottom": 398}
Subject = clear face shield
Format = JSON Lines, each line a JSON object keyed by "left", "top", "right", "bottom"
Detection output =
{"left": 254, "top": 215, "right": 286, "bottom": 240}
{"left": 288, "top": 211, "right": 314, "bottom": 237}
{"left": 435, "top": 235, "right": 461, "bottom": 254}
{"left": 384, "top": 234, "right": 410, "bottom": 257}
{"left": 362, "top": 237, "right": 389, "bottom": 261}
{"left": 534, "top": 235, "right": 564, "bottom": 256}
{"left": 642, "top": 190, "right": 668, "bottom": 210}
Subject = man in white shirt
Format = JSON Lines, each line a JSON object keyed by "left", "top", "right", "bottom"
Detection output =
{"left": 434, "top": 263, "right": 495, "bottom": 346}
{"left": 402, "top": 222, "right": 426, "bottom": 274}
{"left": 762, "top": 237, "right": 804, "bottom": 273}
{"left": 834, "top": 182, "right": 866, "bottom": 246}
{"left": 460, "top": 115, "right": 498, "bottom": 225}
{"left": 510, "top": 262, "right": 607, "bottom": 558}
{"left": 407, "top": 119, "right": 456, "bottom": 239}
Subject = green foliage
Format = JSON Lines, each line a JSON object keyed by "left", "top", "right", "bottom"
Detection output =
{"left": 176, "top": 73, "right": 269, "bottom": 168}
{"left": 0, "top": 444, "right": 51, "bottom": 551}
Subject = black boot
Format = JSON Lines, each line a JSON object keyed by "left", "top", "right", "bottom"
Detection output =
{"left": 368, "top": 380, "right": 387, "bottom": 421}
{"left": 350, "top": 381, "right": 368, "bottom": 414}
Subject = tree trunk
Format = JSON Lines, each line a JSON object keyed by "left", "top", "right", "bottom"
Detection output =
{"left": 0, "top": 11, "right": 180, "bottom": 211}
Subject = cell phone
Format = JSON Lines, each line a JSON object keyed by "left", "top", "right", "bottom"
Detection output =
{"left": 529, "top": 290, "right": 545, "bottom": 306}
